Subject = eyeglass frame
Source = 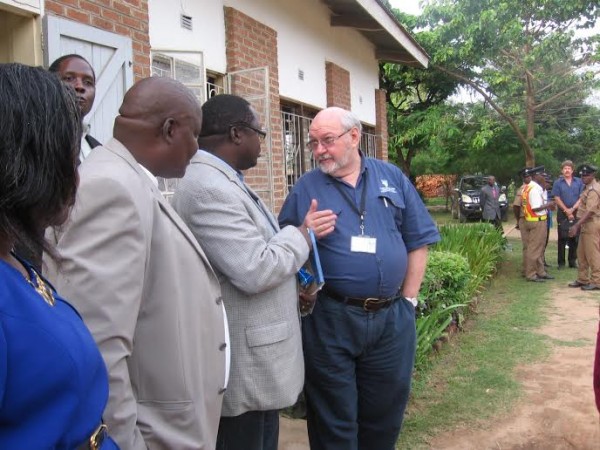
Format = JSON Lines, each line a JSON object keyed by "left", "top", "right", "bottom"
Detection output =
{"left": 306, "top": 128, "right": 352, "bottom": 152}
{"left": 229, "top": 122, "right": 267, "bottom": 141}
{"left": 198, "top": 122, "right": 267, "bottom": 141}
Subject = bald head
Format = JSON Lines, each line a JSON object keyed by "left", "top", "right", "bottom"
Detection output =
{"left": 114, "top": 77, "right": 202, "bottom": 178}
{"left": 311, "top": 107, "right": 363, "bottom": 136}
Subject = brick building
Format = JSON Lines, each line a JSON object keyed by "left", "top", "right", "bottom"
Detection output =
{"left": 0, "top": 0, "right": 427, "bottom": 212}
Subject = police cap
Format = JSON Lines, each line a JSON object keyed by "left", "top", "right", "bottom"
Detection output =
{"left": 522, "top": 165, "right": 544, "bottom": 177}
{"left": 577, "top": 164, "right": 597, "bottom": 176}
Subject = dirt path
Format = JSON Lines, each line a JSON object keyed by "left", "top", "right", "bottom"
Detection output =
{"left": 278, "top": 286, "right": 600, "bottom": 450}
{"left": 427, "top": 284, "right": 599, "bottom": 450}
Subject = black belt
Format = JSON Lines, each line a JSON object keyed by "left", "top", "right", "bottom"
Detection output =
{"left": 322, "top": 286, "right": 399, "bottom": 312}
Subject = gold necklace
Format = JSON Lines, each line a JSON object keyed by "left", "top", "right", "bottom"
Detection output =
{"left": 26, "top": 270, "right": 56, "bottom": 307}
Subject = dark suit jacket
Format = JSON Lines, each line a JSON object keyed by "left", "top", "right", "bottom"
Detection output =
{"left": 480, "top": 184, "right": 502, "bottom": 220}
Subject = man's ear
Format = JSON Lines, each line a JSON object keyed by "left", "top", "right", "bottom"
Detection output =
{"left": 229, "top": 125, "right": 242, "bottom": 145}
{"left": 350, "top": 127, "right": 361, "bottom": 145}
{"left": 162, "top": 118, "right": 176, "bottom": 143}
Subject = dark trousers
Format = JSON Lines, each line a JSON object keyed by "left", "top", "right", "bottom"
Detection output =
{"left": 216, "top": 410, "right": 279, "bottom": 450}
{"left": 557, "top": 235, "right": 578, "bottom": 267}
{"left": 557, "top": 210, "right": 578, "bottom": 267}
{"left": 484, "top": 217, "right": 503, "bottom": 233}
{"left": 302, "top": 293, "right": 416, "bottom": 450}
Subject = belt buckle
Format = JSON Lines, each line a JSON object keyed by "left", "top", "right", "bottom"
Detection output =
{"left": 89, "top": 423, "right": 107, "bottom": 450}
{"left": 363, "top": 297, "right": 382, "bottom": 312}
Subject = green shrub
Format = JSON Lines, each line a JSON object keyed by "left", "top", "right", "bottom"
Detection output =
{"left": 434, "top": 223, "right": 505, "bottom": 296}
{"left": 414, "top": 224, "right": 505, "bottom": 369}
{"left": 419, "top": 251, "right": 471, "bottom": 311}
{"left": 415, "top": 251, "right": 470, "bottom": 369}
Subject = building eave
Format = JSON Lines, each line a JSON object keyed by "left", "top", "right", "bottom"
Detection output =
{"left": 322, "top": 0, "right": 429, "bottom": 68}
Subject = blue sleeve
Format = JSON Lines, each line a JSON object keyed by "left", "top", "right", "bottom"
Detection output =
{"left": 0, "top": 320, "right": 5, "bottom": 408}
{"left": 279, "top": 183, "right": 309, "bottom": 228}
{"left": 551, "top": 182, "right": 560, "bottom": 198}
{"left": 395, "top": 170, "right": 441, "bottom": 251}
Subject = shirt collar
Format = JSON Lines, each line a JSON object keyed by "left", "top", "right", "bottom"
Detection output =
{"left": 199, "top": 149, "right": 245, "bottom": 182}
{"left": 138, "top": 163, "right": 159, "bottom": 188}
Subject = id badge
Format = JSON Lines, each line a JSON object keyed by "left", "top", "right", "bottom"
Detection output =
{"left": 351, "top": 235, "right": 377, "bottom": 254}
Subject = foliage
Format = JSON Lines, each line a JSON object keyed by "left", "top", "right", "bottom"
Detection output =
{"left": 417, "top": 0, "right": 600, "bottom": 166}
{"left": 414, "top": 222, "right": 505, "bottom": 369}
{"left": 415, "top": 303, "right": 465, "bottom": 370}
{"left": 435, "top": 222, "right": 506, "bottom": 295}
{"left": 384, "top": 1, "right": 600, "bottom": 177}
{"left": 398, "top": 237, "right": 551, "bottom": 448}
{"left": 419, "top": 250, "right": 471, "bottom": 311}
{"left": 415, "top": 251, "right": 471, "bottom": 369}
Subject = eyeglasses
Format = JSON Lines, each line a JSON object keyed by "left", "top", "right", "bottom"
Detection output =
{"left": 230, "top": 122, "right": 267, "bottom": 142}
{"left": 306, "top": 129, "right": 351, "bottom": 152}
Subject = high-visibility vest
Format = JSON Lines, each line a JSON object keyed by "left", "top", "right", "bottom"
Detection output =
{"left": 522, "top": 183, "right": 547, "bottom": 221}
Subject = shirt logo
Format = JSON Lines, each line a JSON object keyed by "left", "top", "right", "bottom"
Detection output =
{"left": 380, "top": 179, "right": 397, "bottom": 194}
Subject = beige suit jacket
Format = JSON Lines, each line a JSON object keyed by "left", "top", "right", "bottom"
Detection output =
{"left": 45, "top": 139, "right": 227, "bottom": 450}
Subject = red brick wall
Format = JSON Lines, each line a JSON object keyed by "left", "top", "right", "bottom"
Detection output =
{"left": 375, "top": 88, "right": 388, "bottom": 161}
{"left": 224, "top": 7, "right": 286, "bottom": 213}
{"left": 45, "top": 0, "right": 151, "bottom": 80}
{"left": 325, "top": 61, "right": 351, "bottom": 110}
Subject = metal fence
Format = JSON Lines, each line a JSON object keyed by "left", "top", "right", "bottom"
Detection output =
{"left": 282, "top": 111, "right": 315, "bottom": 194}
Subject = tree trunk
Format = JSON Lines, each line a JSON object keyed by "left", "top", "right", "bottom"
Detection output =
{"left": 433, "top": 64, "right": 536, "bottom": 167}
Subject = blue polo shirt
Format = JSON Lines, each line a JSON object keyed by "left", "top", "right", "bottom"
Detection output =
{"left": 551, "top": 176, "right": 584, "bottom": 208}
{"left": 278, "top": 156, "right": 440, "bottom": 298}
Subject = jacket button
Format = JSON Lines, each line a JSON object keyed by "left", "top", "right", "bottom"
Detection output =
{"left": 219, "top": 343, "right": 227, "bottom": 351}
{"left": 219, "top": 388, "right": 227, "bottom": 395}
{"left": 216, "top": 296, "right": 223, "bottom": 305}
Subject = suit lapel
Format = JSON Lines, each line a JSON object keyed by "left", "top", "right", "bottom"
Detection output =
{"left": 243, "top": 183, "right": 279, "bottom": 232}
{"left": 194, "top": 152, "right": 280, "bottom": 233}
{"left": 104, "top": 140, "right": 217, "bottom": 274}
{"left": 153, "top": 182, "right": 216, "bottom": 273}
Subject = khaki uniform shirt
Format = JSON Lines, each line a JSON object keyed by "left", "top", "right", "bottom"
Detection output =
{"left": 514, "top": 184, "right": 526, "bottom": 218}
{"left": 577, "top": 179, "right": 600, "bottom": 221}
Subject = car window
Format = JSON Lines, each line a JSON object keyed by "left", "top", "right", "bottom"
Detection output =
{"left": 462, "top": 178, "right": 486, "bottom": 190}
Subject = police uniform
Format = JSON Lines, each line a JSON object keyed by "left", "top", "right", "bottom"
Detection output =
{"left": 514, "top": 170, "right": 530, "bottom": 276}
{"left": 521, "top": 166, "right": 553, "bottom": 282}
{"left": 569, "top": 165, "right": 600, "bottom": 290}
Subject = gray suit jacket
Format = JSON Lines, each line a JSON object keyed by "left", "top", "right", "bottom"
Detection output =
{"left": 45, "top": 139, "right": 227, "bottom": 450}
{"left": 172, "top": 150, "right": 307, "bottom": 417}
{"left": 480, "top": 184, "right": 502, "bottom": 220}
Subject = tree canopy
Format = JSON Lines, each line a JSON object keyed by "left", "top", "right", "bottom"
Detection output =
{"left": 383, "top": 0, "right": 600, "bottom": 180}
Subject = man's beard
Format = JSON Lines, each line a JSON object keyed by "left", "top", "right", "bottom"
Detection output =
{"left": 318, "top": 151, "right": 351, "bottom": 176}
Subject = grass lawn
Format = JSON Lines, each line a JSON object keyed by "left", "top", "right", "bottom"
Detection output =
{"left": 397, "top": 211, "right": 554, "bottom": 448}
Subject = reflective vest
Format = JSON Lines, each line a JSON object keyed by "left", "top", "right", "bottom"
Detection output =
{"left": 522, "top": 183, "right": 547, "bottom": 221}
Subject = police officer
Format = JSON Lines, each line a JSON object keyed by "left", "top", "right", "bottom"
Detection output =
{"left": 521, "top": 166, "right": 555, "bottom": 282}
{"left": 514, "top": 168, "right": 532, "bottom": 276}
{"left": 568, "top": 164, "right": 600, "bottom": 291}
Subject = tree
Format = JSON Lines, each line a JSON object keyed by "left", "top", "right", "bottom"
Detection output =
{"left": 419, "top": 0, "right": 600, "bottom": 166}
{"left": 379, "top": 10, "right": 462, "bottom": 176}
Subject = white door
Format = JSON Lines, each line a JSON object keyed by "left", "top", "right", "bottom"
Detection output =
{"left": 43, "top": 16, "right": 133, "bottom": 144}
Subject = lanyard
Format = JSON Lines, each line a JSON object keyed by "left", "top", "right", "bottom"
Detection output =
{"left": 332, "top": 171, "right": 368, "bottom": 235}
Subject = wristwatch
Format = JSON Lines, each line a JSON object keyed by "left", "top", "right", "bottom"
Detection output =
{"left": 404, "top": 296, "right": 418, "bottom": 308}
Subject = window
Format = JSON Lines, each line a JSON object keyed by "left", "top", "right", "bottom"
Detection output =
{"left": 151, "top": 51, "right": 204, "bottom": 103}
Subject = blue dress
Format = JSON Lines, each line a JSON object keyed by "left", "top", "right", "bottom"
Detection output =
{"left": 0, "top": 258, "right": 118, "bottom": 449}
